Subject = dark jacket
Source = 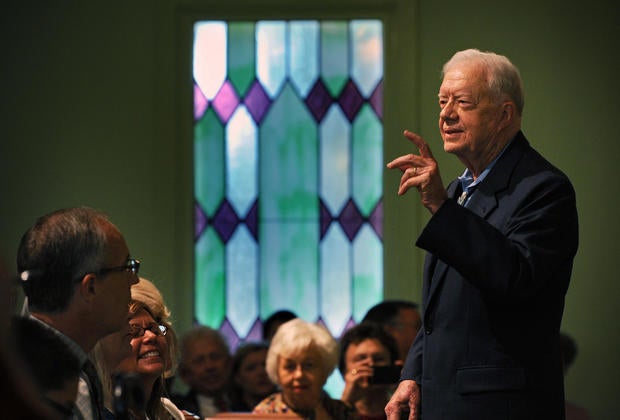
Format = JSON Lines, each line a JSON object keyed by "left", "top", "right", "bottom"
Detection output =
{"left": 402, "top": 132, "right": 579, "bottom": 419}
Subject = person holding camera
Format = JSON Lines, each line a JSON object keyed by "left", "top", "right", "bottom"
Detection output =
{"left": 339, "top": 323, "right": 400, "bottom": 420}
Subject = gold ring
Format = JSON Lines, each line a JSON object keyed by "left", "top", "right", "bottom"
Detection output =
{"left": 413, "top": 167, "right": 417, "bottom": 175}
{"left": 351, "top": 368, "right": 358, "bottom": 375}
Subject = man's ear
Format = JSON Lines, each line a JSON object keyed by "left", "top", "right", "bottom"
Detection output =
{"left": 501, "top": 101, "right": 515, "bottom": 127}
{"left": 77, "top": 273, "right": 98, "bottom": 302}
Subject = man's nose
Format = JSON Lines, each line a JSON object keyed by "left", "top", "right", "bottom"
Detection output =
{"left": 440, "top": 100, "right": 457, "bottom": 119}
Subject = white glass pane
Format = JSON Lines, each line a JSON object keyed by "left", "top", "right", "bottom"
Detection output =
{"left": 321, "top": 105, "right": 350, "bottom": 215}
{"left": 194, "top": 22, "right": 227, "bottom": 100}
{"left": 256, "top": 21, "right": 287, "bottom": 98}
{"left": 227, "top": 226, "right": 258, "bottom": 336}
{"left": 350, "top": 20, "right": 383, "bottom": 97}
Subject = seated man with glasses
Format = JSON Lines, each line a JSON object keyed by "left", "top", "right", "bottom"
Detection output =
{"left": 17, "top": 206, "right": 140, "bottom": 420}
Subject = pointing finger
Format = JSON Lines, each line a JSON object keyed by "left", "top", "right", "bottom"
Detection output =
{"left": 403, "top": 130, "right": 435, "bottom": 159}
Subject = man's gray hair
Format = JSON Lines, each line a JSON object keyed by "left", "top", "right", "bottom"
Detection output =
{"left": 443, "top": 48, "right": 525, "bottom": 115}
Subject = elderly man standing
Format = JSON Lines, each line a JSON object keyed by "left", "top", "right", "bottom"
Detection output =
{"left": 17, "top": 207, "right": 140, "bottom": 419}
{"left": 384, "top": 49, "right": 578, "bottom": 419}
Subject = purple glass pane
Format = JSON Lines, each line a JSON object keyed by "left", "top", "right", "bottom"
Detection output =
{"left": 212, "top": 80, "right": 240, "bottom": 123}
{"left": 337, "top": 79, "right": 364, "bottom": 122}
{"left": 319, "top": 198, "right": 333, "bottom": 240}
{"left": 244, "top": 80, "right": 272, "bottom": 124}
{"left": 195, "top": 201, "right": 208, "bottom": 240}
{"left": 369, "top": 80, "right": 383, "bottom": 121}
{"left": 368, "top": 199, "right": 383, "bottom": 240}
{"left": 242, "top": 318, "right": 263, "bottom": 344}
{"left": 339, "top": 199, "right": 364, "bottom": 241}
{"left": 245, "top": 199, "right": 259, "bottom": 241}
{"left": 213, "top": 199, "right": 240, "bottom": 243}
{"left": 305, "top": 78, "right": 333, "bottom": 123}
{"left": 194, "top": 83, "right": 209, "bottom": 121}
{"left": 220, "top": 318, "right": 241, "bottom": 351}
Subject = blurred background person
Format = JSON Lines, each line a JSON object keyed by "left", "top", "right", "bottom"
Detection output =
{"left": 173, "top": 326, "right": 232, "bottom": 417}
{"left": 262, "top": 309, "right": 298, "bottom": 343}
{"left": 228, "top": 342, "right": 277, "bottom": 412}
{"left": 338, "top": 323, "right": 400, "bottom": 420}
{"left": 361, "top": 300, "right": 420, "bottom": 363}
{"left": 253, "top": 318, "right": 356, "bottom": 419}
{"left": 10, "top": 316, "right": 82, "bottom": 419}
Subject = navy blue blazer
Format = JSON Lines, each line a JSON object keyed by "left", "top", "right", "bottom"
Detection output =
{"left": 401, "top": 132, "right": 579, "bottom": 419}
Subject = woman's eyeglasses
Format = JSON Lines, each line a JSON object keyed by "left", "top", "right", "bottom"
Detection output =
{"left": 127, "top": 323, "right": 167, "bottom": 339}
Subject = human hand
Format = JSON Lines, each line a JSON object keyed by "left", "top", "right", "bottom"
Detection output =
{"left": 341, "top": 365, "right": 372, "bottom": 406}
{"left": 384, "top": 379, "right": 420, "bottom": 420}
{"left": 386, "top": 130, "right": 448, "bottom": 214}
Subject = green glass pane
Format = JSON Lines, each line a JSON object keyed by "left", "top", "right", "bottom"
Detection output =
{"left": 195, "top": 109, "right": 225, "bottom": 214}
{"left": 321, "top": 21, "right": 348, "bottom": 97}
{"left": 352, "top": 104, "right": 382, "bottom": 216}
{"left": 228, "top": 22, "right": 255, "bottom": 97}
{"left": 352, "top": 225, "right": 383, "bottom": 322}
{"left": 259, "top": 82, "right": 319, "bottom": 321}
{"left": 195, "top": 227, "right": 225, "bottom": 327}
{"left": 259, "top": 83, "right": 318, "bottom": 220}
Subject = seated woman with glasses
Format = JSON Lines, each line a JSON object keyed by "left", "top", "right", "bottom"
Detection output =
{"left": 91, "top": 278, "right": 186, "bottom": 419}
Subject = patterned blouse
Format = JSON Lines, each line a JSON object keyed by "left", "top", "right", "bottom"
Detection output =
{"left": 253, "top": 391, "right": 359, "bottom": 420}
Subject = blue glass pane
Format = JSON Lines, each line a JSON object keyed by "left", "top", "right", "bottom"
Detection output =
{"left": 320, "top": 223, "right": 352, "bottom": 335}
{"left": 194, "top": 22, "right": 227, "bottom": 100}
{"left": 320, "top": 105, "right": 350, "bottom": 215}
{"left": 226, "top": 105, "right": 258, "bottom": 216}
{"left": 256, "top": 21, "right": 287, "bottom": 98}
{"left": 289, "top": 21, "right": 319, "bottom": 97}
{"left": 226, "top": 226, "right": 258, "bottom": 336}
{"left": 350, "top": 20, "right": 383, "bottom": 97}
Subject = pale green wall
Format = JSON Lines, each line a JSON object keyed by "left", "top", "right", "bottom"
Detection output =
{"left": 1, "top": 0, "right": 617, "bottom": 418}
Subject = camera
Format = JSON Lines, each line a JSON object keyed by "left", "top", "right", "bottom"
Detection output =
{"left": 112, "top": 372, "right": 145, "bottom": 419}
{"left": 370, "top": 365, "right": 402, "bottom": 384}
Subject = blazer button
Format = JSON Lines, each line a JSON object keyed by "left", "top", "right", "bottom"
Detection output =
{"left": 425, "top": 328, "right": 432, "bottom": 335}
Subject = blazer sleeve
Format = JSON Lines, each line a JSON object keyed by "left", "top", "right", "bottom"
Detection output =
{"left": 416, "top": 170, "right": 578, "bottom": 302}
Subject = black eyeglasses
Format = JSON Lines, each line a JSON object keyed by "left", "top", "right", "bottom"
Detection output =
{"left": 127, "top": 323, "right": 167, "bottom": 339}
{"left": 96, "top": 258, "right": 140, "bottom": 277}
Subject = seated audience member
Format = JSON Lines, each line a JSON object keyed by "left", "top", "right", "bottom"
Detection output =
{"left": 262, "top": 309, "right": 298, "bottom": 342}
{"left": 173, "top": 326, "right": 232, "bottom": 418}
{"left": 560, "top": 332, "right": 592, "bottom": 420}
{"left": 253, "top": 318, "right": 357, "bottom": 419}
{"left": 10, "top": 316, "right": 82, "bottom": 419}
{"left": 361, "top": 300, "right": 420, "bottom": 363}
{"left": 339, "top": 323, "right": 400, "bottom": 420}
{"left": 0, "top": 258, "right": 55, "bottom": 418}
{"left": 17, "top": 207, "right": 140, "bottom": 419}
{"left": 229, "top": 342, "right": 277, "bottom": 412}
{"left": 92, "top": 278, "right": 185, "bottom": 419}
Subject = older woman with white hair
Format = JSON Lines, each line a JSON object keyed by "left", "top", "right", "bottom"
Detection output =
{"left": 253, "top": 318, "right": 358, "bottom": 419}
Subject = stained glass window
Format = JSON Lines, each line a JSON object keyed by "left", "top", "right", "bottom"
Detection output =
{"left": 193, "top": 19, "right": 384, "bottom": 394}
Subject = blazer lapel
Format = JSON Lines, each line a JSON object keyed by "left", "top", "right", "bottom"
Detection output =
{"left": 423, "top": 132, "right": 530, "bottom": 312}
